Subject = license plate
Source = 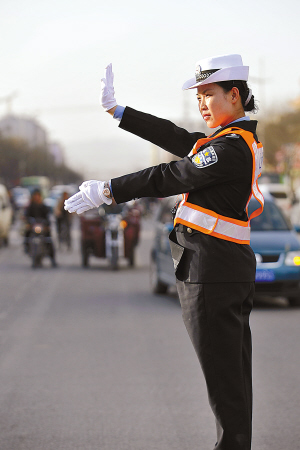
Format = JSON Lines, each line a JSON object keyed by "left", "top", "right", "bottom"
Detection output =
{"left": 255, "top": 269, "right": 275, "bottom": 282}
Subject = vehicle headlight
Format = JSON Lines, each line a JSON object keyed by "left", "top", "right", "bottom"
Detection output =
{"left": 285, "top": 252, "right": 300, "bottom": 266}
{"left": 255, "top": 253, "right": 262, "bottom": 264}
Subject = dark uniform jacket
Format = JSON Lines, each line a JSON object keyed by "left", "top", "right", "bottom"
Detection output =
{"left": 111, "top": 107, "right": 258, "bottom": 283}
{"left": 25, "top": 202, "right": 51, "bottom": 224}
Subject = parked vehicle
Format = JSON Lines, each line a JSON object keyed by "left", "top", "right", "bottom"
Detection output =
{"left": 0, "top": 184, "right": 13, "bottom": 246}
{"left": 11, "top": 186, "right": 31, "bottom": 210}
{"left": 150, "top": 194, "right": 300, "bottom": 306}
{"left": 80, "top": 202, "right": 141, "bottom": 269}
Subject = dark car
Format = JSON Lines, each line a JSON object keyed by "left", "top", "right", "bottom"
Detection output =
{"left": 150, "top": 194, "right": 300, "bottom": 306}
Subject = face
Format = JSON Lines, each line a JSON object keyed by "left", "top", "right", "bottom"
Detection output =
{"left": 196, "top": 83, "right": 240, "bottom": 128}
{"left": 32, "top": 192, "right": 42, "bottom": 204}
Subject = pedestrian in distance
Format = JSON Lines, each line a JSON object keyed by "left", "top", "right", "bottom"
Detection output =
{"left": 55, "top": 191, "right": 72, "bottom": 250}
{"left": 64, "top": 54, "right": 264, "bottom": 450}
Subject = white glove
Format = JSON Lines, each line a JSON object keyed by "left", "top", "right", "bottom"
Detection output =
{"left": 64, "top": 180, "right": 112, "bottom": 215}
{"left": 100, "top": 63, "right": 117, "bottom": 112}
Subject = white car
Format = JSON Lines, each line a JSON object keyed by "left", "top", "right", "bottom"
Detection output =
{"left": 259, "top": 183, "right": 292, "bottom": 218}
{"left": 0, "top": 184, "right": 13, "bottom": 246}
{"left": 11, "top": 186, "right": 30, "bottom": 210}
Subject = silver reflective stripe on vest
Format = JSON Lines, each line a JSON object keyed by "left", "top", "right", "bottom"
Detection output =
{"left": 215, "top": 217, "right": 250, "bottom": 241}
{"left": 177, "top": 204, "right": 217, "bottom": 231}
{"left": 176, "top": 204, "right": 251, "bottom": 241}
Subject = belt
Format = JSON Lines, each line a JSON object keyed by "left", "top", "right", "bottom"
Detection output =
{"left": 175, "top": 224, "right": 197, "bottom": 234}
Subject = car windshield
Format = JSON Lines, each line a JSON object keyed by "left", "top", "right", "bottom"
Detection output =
{"left": 249, "top": 200, "right": 290, "bottom": 231}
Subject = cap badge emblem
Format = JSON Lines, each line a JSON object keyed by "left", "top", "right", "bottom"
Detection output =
{"left": 195, "top": 66, "right": 220, "bottom": 83}
{"left": 195, "top": 65, "right": 202, "bottom": 75}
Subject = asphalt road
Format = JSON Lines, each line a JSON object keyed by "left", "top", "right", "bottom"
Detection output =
{"left": 0, "top": 216, "right": 299, "bottom": 450}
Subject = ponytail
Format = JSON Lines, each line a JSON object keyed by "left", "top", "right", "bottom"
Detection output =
{"left": 216, "top": 80, "right": 258, "bottom": 113}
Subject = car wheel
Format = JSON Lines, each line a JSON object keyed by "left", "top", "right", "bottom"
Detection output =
{"left": 150, "top": 256, "right": 168, "bottom": 294}
{"left": 288, "top": 296, "right": 300, "bottom": 307}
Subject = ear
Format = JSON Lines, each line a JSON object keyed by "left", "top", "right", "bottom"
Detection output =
{"left": 231, "top": 87, "right": 240, "bottom": 104}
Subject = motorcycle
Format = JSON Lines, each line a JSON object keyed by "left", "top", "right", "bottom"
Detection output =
{"left": 25, "top": 218, "right": 55, "bottom": 268}
{"left": 104, "top": 213, "right": 125, "bottom": 270}
{"left": 80, "top": 203, "right": 140, "bottom": 270}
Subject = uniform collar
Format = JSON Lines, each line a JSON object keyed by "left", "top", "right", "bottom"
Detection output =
{"left": 211, "top": 119, "right": 258, "bottom": 138}
{"left": 227, "top": 116, "right": 250, "bottom": 125}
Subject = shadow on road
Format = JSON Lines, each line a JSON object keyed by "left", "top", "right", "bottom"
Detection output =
{"left": 254, "top": 295, "right": 290, "bottom": 309}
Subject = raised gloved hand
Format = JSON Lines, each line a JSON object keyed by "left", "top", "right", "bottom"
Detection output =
{"left": 100, "top": 63, "right": 117, "bottom": 112}
{"left": 64, "top": 180, "right": 112, "bottom": 215}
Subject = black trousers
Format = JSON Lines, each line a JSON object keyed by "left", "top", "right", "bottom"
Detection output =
{"left": 176, "top": 280, "right": 255, "bottom": 450}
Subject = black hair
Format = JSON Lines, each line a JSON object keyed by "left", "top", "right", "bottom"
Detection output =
{"left": 31, "top": 188, "right": 41, "bottom": 197}
{"left": 215, "top": 80, "right": 258, "bottom": 113}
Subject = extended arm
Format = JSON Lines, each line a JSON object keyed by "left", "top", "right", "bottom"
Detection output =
{"left": 65, "top": 138, "right": 251, "bottom": 213}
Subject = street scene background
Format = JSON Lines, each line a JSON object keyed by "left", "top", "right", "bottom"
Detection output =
{"left": 1, "top": 0, "right": 300, "bottom": 448}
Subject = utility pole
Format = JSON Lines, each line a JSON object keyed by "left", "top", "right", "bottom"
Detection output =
{"left": 0, "top": 91, "right": 18, "bottom": 115}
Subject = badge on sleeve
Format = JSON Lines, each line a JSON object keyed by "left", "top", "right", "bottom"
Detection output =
{"left": 191, "top": 146, "right": 218, "bottom": 169}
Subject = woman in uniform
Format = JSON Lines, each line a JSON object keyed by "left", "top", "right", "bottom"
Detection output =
{"left": 65, "top": 54, "right": 264, "bottom": 450}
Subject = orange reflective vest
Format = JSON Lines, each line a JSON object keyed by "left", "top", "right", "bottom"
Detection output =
{"left": 174, "top": 127, "right": 264, "bottom": 245}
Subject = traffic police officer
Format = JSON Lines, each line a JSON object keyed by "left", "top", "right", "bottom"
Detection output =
{"left": 65, "top": 54, "right": 264, "bottom": 450}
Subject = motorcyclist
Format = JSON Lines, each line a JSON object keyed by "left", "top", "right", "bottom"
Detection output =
{"left": 24, "top": 189, "right": 57, "bottom": 267}
{"left": 100, "top": 198, "right": 124, "bottom": 215}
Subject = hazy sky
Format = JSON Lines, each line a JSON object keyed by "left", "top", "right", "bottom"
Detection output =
{"left": 1, "top": 0, "right": 300, "bottom": 179}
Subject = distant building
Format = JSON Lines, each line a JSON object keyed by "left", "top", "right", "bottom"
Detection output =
{"left": 48, "top": 141, "right": 65, "bottom": 166}
{"left": 0, "top": 114, "right": 47, "bottom": 148}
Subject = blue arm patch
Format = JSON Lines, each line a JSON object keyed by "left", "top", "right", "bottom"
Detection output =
{"left": 191, "top": 146, "right": 218, "bottom": 169}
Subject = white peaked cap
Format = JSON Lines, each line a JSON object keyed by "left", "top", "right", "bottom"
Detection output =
{"left": 182, "top": 54, "right": 249, "bottom": 90}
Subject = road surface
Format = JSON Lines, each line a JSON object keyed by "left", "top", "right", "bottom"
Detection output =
{"left": 0, "top": 216, "right": 299, "bottom": 449}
